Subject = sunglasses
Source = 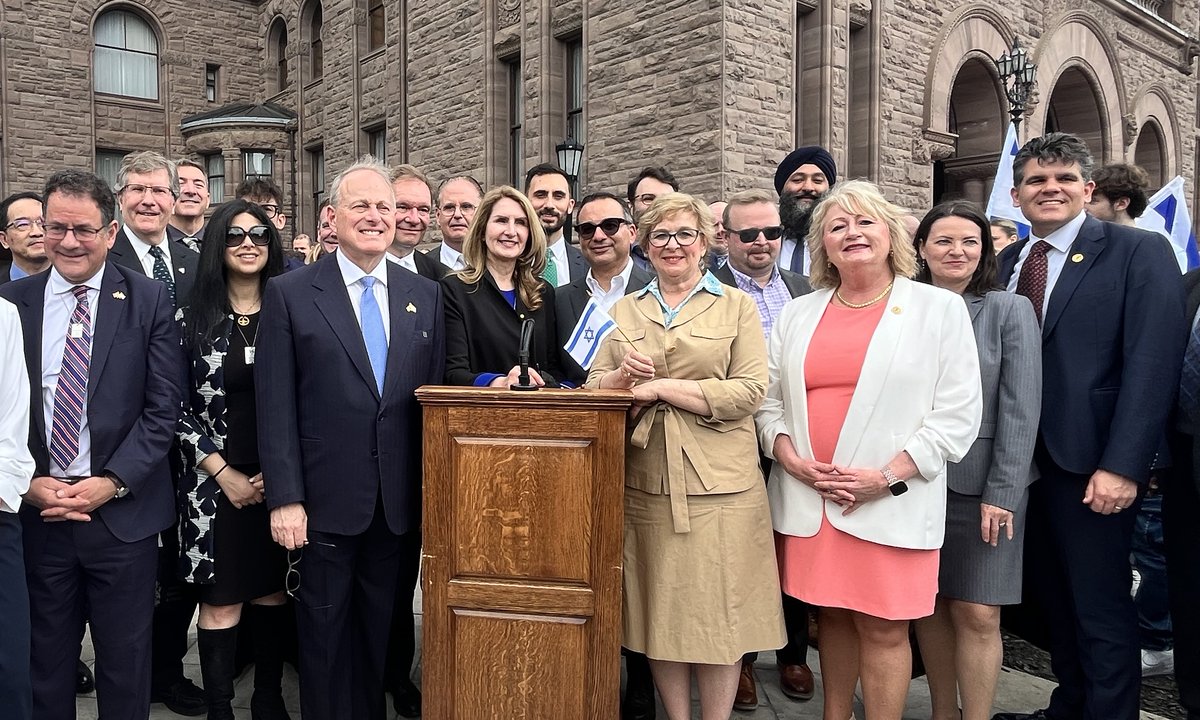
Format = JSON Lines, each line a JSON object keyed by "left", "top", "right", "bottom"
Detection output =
{"left": 225, "top": 225, "right": 273, "bottom": 247}
{"left": 731, "top": 226, "right": 784, "bottom": 243}
{"left": 576, "top": 218, "right": 630, "bottom": 240}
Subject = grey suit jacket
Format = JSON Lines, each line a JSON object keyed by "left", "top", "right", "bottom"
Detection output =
{"left": 947, "top": 291, "right": 1041, "bottom": 510}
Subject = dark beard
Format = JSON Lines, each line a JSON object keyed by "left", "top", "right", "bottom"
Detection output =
{"left": 541, "top": 213, "right": 568, "bottom": 236}
{"left": 780, "top": 191, "right": 822, "bottom": 239}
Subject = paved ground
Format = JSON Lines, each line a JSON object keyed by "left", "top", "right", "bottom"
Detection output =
{"left": 75, "top": 587, "right": 1174, "bottom": 720}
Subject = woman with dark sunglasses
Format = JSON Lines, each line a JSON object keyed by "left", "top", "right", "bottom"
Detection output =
{"left": 173, "top": 199, "right": 292, "bottom": 720}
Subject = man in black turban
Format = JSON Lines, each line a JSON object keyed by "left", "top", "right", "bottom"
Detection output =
{"left": 774, "top": 146, "right": 837, "bottom": 275}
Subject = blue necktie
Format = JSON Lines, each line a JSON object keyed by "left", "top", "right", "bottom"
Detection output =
{"left": 148, "top": 245, "right": 177, "bottom": 307}
{"left": 359, "top": 276, "right": 387, "bottom": 395}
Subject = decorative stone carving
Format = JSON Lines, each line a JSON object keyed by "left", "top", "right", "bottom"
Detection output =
{"left": 1123, "top": 113, "right": 1139, "bottom": 147}
{"left": 498, "top": 0, "right": 520, "bottom": 28}
{"left": 1183, "top": 38, "right": 1200, "bottom": 76}
{"left": 849, "top": 1, "right": 871, "bottom": 30}
{"left": 913, "top": 129, "right": 957, "bottom": 164}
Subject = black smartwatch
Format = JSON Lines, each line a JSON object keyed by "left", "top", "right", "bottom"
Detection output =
{"left": 881, "top": 466, "right": 908, "bottom": 496}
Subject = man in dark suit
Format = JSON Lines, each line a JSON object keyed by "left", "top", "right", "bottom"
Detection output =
{"left": 381, "top": 163, "right": 446, "bottom": 717}
{"left": 104, "top": 151, "right": 206, "bottom": 715}
{"left": 0, "top": 192, "right": 50, "bottom": 285}
{"left": 555, "top": 192, "right": 653, "bottom": 386}
{"left": 712, "top": 188, "right": 813, "bottom": 710}
{"left": 0, "top": 169, "right": 183, "bottom": 720}
{"left": 257, "top": 157, "right": 445, "bottom": 720}
{"left": 526, "top": 163, "right": 585, "bottom": 287}
{"left": 1168, "top": 270, "right": 1200, "bottom": 720}
{"left": 168, "top": 159, "right": 211, "bottom": 251}
{"left": 991, "top": 133, "right": 1186, "bottom": 720}
{"left": 0, "top": 296, "right": 35, "bottom": 720}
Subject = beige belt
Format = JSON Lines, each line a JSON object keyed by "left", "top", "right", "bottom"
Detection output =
{"left": 630, "top": 403, "right": 717, "bottom": 534}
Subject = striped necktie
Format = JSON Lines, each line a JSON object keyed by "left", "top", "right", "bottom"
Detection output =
{"left": 50, "top": 286, "right": 92, "bottom": 472}
{"left": 148, "top": 244, "right": 177, "bottom": 306}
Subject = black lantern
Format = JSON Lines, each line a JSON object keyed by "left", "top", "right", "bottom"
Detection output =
{"left": 555, "top": 137, "right": 584, "bottom": 182}
{"left": 996, "top": 37, "right": 1037, "bottom": 132}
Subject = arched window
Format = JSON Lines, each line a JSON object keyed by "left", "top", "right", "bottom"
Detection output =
{"left": 94, "top": 9, "right": 159, "bottom": 100}
{"left": 269, "top": 18, "right": 289, "bottom": 92}
{"left": 310, "top": 5, "right": 323, "bottom": 79}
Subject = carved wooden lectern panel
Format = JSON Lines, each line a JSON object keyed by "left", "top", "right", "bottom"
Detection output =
{"left": 416, "top": 388, "right": 631, "bottom": 720}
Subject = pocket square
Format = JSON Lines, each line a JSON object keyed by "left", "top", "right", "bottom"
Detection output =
{"left": 406, "top": 302, "right": 417, "bottom": 313}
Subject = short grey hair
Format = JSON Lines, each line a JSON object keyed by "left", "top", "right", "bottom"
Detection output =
{"left": 117, "top": 151, "right": 179, "bottom": 196}
{"left": 329, "top": 156, "right": 394, "bottom": 207}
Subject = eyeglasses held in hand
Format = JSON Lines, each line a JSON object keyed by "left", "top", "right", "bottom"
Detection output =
{"left": 647, "top": 228, "right": 700, "bottom": 248}
{"left": 732, "top": 226, "right": 784, "bottom": 243}
{"left": 576, "top": 218, "right": 630, "bottom": 240}
{"left": 44, "top": 224, "right": 104, "bottom": 242}
{"left": 285, "top": 548, "right": 302, "bottom": 598}
{"left": 225, "top": 226, "right": 273, "bottom": 247}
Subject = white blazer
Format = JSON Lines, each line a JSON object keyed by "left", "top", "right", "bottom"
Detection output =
{"left": 756, "top": 277, "right": 983, "bottom": 550}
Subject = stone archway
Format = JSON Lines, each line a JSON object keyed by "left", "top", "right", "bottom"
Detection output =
{"left": 1130, "top": 85, "right": 1181, "bottom": 180}
{"left": 938, "top": 56, "right": 1006, "bottom": 204}
{"left": 1029, "top": 15, "right": 1125, "bottom": 161}
{"left": 1045, "top": 65, "right": 1107, "bottom": 160}
{"left": 1134, "top": 120, "right": 1166, "bottom": 187}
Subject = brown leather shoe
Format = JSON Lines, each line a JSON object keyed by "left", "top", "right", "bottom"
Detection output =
{"left": 779, "top": 663, "right": 814, "bottom": 701}
{"left": 733, "top": 661, "right": 758, "bottom": 711}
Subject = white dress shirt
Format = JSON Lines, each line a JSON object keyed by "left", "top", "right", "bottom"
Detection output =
{"left": 125, "top": 229, "right": 175, "bottom": 280}
{"left": 778, "top": 238, "right": 811, "bottom": 275}
{"left": 337, "top": 251, "right": 391, "bottom": 342}
{"left": 585, "top": 259, "right": 635, "bottom": 312}
{"left": 1004, "top": 210, "right": 1088, "bottom": 318}
{"left": 439, "top": 243, "right": 466, "bottom": 271}
{"left": 547, "top": 237, "right": 572, "bottom": 287}
{"left": 385, "top": 251, "right": 418, "bottom": 274}
{"left": 0, "top": 298, "right": 34, "bottom": 512}
{"left": 42, "top": 266, "right": 104, "bottom": 478}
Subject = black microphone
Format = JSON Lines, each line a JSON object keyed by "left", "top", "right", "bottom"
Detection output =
{"left": 512, "top": 318, "right": 538, "bottom": 391}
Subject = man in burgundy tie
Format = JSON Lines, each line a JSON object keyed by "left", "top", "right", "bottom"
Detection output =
{"left": 0, "top": 169, "right": 182, "bottom": 720}
{"left": 991, "top": 133, "right": 1186, "bottom": 720}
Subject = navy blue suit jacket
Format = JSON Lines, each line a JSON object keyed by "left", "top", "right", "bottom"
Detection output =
{"left": 997, "top": 215, "right": 1185, "bottom": 482}
{"left": 256, "top": 256, "right": 445, "bottom": 537}
{"left": 0, "top": 264, "right": 183, "bottom": 544}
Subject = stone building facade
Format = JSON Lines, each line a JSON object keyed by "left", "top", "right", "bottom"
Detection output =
{"left": 0, "top": 0, "right": 1197, "bottom": 238}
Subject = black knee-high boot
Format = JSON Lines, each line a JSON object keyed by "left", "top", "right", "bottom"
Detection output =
{"left": 249, "top": 604, "right": 292, "bottom": 720}
{"left": 197, "top": 627, "right": 238, "bottom": 720}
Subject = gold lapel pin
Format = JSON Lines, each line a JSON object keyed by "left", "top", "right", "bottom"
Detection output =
{"left": 406, "top": 302, "right": 417, "bottom": 313}
{"left": 112, "top": 291, "right": 126, "bottom": 300}
{"left": 891, "top": 306, "right": 902, "bottom": 314}
{"left": 1071, "top": 253, "right": 1085, "bottom": 263}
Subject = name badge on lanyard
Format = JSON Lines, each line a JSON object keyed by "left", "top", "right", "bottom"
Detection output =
{"left": 244, "top": 347, "right": 256, "bottom": 365}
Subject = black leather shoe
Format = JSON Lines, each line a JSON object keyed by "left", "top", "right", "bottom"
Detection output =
{"left": 621, "top": 684, "right": 655, "bottom": 720}
{"left": 76, "top": 660, "right": 95, "bottom": 695}
{"left": 991, "top": 711, "right": 1050, "bottom": 720}
{"left": 391, "top": 679, "right": 421, "bottom": 718}
{"left": 151, "top": 678, "right": 208, "bottom": 716}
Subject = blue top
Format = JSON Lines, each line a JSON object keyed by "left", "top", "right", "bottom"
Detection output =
{"left": 639, "top": 270, "right": 725, "bottom": 327}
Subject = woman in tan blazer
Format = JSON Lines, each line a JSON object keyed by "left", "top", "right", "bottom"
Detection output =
{"left": 588, "top": 193, "right": 784, "bottom": 720}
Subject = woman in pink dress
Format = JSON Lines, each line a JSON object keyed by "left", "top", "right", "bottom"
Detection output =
{"left": 756, "top": 180, "right": 983, "bottom": 720}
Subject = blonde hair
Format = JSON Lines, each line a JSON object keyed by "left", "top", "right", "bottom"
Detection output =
{"left": 806, "top": 180, "right": 918, "bottom": 289}
{"left": 304, "top": 241, "right": 325, "bottom": 265}
{"left": 635, "top": 192, "right": 715, "bottom": 272}
{"left": 456, "top": 186, "right": 548, "bottom": 311}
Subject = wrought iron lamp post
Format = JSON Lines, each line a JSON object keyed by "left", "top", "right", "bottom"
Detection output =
{"left": 995, "top": 37, "right": 1037, "bottom": 132}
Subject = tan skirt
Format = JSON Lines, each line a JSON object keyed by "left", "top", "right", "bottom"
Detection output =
{"left": 623, "top": 482, "right": 786, "bottom": 664}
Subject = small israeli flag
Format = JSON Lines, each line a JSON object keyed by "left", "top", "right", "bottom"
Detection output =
{"left": 1136, "top": 175, "right": 1199, "bottom": 273}
{"left": 564, "top": 298, "right": 618, "bottom": 371}
{"left": 985, "top": 122, "right": 1030, "bottom": 237}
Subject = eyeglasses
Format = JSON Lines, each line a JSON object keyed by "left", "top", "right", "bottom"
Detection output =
{"left": 576, "top": 218, "right": 631, "bottom": 240}
{"left": 255, "top": 203, "right": 281, "bottom": 218}
{"left": 285, "top": 548, "right": 302, "bottom": 598}
{"left": 634, "top": 193, "right": 659, "bottom": 206}
{"left": 647, "top": 228, "right": 701, "bottom": 247}
{"left": 438, "top": 202, "right": 477, "bottom": 217}
{"left": 4, "top": 218, "right": 45, "bottom": 232}
{"left": 44, "top": 223, "right": 104, "bottom": 242}
{"left": 225, "top": 225, "right": 273, "bottom": 247}
{"left": 731, "top": 226, "right": 784, "bottom": 244}
{"left": 120, "top": 184, "right": 177, "bottom": 200}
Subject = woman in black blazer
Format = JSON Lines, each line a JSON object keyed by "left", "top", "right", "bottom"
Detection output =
{"left": 441, "top": 185, "right": 565, "bottom": 387}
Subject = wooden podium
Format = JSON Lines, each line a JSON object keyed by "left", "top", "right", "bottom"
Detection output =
{"left": 415, "top": 387, "right": 632, "bottom": 720}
